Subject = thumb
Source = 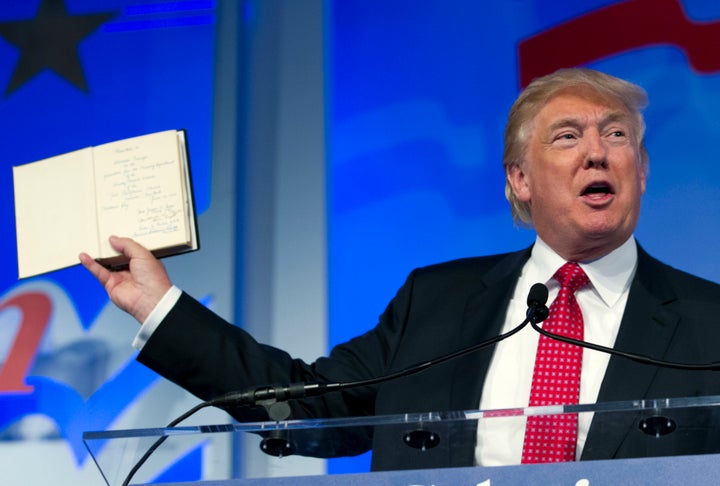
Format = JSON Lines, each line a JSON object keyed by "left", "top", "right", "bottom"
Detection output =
{"left": 108, "top": 235, "right": 151, "bottom": 259}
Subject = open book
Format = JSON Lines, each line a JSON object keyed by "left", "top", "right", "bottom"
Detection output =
{"left": 13, "top": 129, "right": 199, "bottom": 278}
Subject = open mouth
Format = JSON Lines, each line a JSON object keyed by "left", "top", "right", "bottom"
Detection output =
{"left": 581, "top": 181, "right": 614, "bottom": 197}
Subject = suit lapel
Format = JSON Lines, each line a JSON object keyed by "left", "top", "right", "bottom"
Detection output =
{"left": 582, "top": 245, "right": 680, "bottom": 459}
{"left": 448, "top": 247, "right": 532, "bottom": 412}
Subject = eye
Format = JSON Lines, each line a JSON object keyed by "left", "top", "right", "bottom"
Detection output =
{"left": 604, "top": 125, "right": 631, "bottom": 137}
{"left": 555, "top": 132, "right": 577, "bottom": 141}
{"left": 605, "top": 129, "right": 631, "bottom": 144}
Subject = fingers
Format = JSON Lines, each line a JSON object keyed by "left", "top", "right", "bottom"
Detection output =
{"left": 79, "top": 252, "right": 111, "bottom": 285}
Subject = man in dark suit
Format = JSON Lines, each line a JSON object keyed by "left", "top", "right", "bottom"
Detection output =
{"left": 80, "top": 68, "right": 720, "bottom": 469}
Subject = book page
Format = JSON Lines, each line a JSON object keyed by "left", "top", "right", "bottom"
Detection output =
{"left": 92, "top": 130, "right": 190, "bottom": 259}
{"left": 177, "top": 130, "right": 198, "bottom": 250}
{"left": 13, "top": 148, "right": 99, "bottom": 278}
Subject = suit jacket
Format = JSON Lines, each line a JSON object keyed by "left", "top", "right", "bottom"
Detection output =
{"left": 138, "top": 243, "right": 720, "bottom": 470}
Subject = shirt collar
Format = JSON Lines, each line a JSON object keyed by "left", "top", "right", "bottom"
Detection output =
{"left": 530, "top": 236, "right": 638, "bottom": 308}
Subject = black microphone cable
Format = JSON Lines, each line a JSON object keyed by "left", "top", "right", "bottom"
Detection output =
{"left": 528, "top": 283, "right": 720, "bottom": 371}
{"left": 120, "top": 284, "right": 550, "bottom": 485}
{"left": 208, "top": 283, "right": 553, "bottom": 408}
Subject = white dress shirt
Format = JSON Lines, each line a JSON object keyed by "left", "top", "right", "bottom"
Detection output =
{"left": 475, "top": 236, "right": 638, "bottom": 466}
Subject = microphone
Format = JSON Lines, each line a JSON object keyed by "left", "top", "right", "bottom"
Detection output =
{"left": 526, "top": 282, "right": 549, "bottom": 324}
{"left": 529, "top": 283, "right": 720, "bottom": 371}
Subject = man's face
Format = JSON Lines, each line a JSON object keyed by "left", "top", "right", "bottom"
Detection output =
{"left": 507, "top": 87, "right": 647, "bottom": 261}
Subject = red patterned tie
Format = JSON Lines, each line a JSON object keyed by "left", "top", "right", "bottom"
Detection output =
{"left": 521, "top": 262, "right": 589, "bottom": 463}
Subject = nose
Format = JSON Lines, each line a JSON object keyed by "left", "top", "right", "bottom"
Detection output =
{"left": 584, "top": 131, "right": 608, "bottom": 169}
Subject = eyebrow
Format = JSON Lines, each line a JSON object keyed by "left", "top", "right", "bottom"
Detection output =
{"left": 599, "top": 111, "right": 632, "bottom": 129}
{"left": 547, "top": 110, "right": 631, "bottom": 133}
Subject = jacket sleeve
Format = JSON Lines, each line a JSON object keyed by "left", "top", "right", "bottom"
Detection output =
{"left": 136, "top": 271, "right": 418, "bottom": 419}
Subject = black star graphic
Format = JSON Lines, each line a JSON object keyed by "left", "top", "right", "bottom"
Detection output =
{"left": 0, "top": 0, "right": 116, "bottom": 96}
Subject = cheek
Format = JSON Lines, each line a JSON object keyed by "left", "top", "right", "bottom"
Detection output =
{"left": 624, "top": 164, "right": 646, "bottom": 197}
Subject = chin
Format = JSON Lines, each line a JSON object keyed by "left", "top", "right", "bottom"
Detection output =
{"left": 581, "top": 221, "right": 632, "bottom": 246}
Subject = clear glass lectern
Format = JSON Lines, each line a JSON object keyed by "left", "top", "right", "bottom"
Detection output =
{"left": 84, "top": 395, "right": 720, "bottom": 485}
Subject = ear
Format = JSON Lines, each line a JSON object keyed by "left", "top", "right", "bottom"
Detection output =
{"left": 507, "top": 163, "right": 531, "bottom": 202}
{"left": 639, "top": 162, "right": 647, "bottom": 195}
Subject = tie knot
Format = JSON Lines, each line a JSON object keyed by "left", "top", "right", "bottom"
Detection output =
{"left": 554, "top": 262, "right": 589, "bottom": 293}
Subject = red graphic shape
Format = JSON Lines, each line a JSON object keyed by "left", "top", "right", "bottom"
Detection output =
{"left": 519, "top": 0, "right": 720, "bottom": 87}
{"left": 0, "top": 292, "right": 52, "bottom": 393}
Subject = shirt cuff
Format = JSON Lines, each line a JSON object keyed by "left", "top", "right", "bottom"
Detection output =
{"left": 132, "top": 285, "right": 183, "bottom": 350}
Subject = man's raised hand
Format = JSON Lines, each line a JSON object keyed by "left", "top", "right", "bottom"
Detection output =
{"left": 79, "top": 236, "right": 172, "bottom": 324}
